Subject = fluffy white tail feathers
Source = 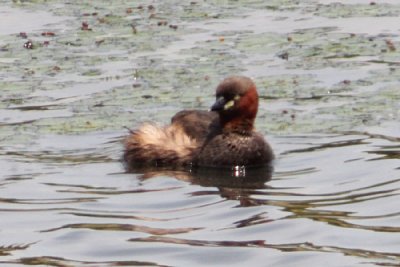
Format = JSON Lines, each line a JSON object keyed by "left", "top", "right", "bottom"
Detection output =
{"left": 123, "top": 123, "right": 198, "bottom": 166}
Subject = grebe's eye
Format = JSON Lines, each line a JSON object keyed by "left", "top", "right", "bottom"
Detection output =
{"left": 223, "top": 93, "right": 236, "bottom": 101}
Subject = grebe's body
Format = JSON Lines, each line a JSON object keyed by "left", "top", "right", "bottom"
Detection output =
{"left": 123, "top": 76, "right": 274, "bottom": 170}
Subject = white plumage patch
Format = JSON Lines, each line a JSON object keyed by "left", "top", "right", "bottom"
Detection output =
{"left": 127, "top": 123, "right": 198, "bottom": 157}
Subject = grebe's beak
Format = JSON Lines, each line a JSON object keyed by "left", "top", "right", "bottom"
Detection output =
{"left": 211, "top": 96, "right": 236, "bottom": 111}
{"left": 211, "top": 96, "right": 225, "bottom": 111}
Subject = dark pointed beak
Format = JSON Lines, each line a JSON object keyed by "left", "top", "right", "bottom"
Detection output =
{"left": 211, "top": 97, "right": 226, "bottom": 111}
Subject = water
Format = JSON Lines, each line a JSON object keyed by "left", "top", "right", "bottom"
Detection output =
{"left": 0, "top": 1, "right": 399, "bottom": 266}
{"left": 1, "top": 133, "right": 399, "bottom": 266}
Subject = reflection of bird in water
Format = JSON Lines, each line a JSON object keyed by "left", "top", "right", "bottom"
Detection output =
{"left": 133, "top": 165, "right": 273, "bottom": 207}
{"left": 123, "top": 76, "right": 274, "bottom": 170}
{"left": 134, "top": 164, "right": 273, "bottom": 188}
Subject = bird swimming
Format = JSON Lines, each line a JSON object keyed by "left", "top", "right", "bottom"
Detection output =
{"left": 123, "top": 76, "right": 274, "bottom": 171}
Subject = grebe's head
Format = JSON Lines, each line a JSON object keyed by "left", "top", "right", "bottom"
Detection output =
{"left": 211, "top": 76, "right": 259, "bottom": 130}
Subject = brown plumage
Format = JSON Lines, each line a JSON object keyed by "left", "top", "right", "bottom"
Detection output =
{"left": 123, "top": 76, "right": 274, "bottom": 170}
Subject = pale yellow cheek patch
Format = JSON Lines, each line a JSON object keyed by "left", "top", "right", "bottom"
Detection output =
{"left": 224, "top": 100, "right": 235, "bottom": 110}
{"left": 224, "top": 95, "right": 240, "bottom": 110}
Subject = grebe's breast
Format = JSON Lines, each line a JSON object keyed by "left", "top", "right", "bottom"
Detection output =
{"left": 194, "top": 132, "right": 274, "bottom": 167}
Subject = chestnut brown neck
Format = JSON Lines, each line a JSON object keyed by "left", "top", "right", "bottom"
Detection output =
{"left": 219, "top": 86, "right": 258, "bottom": 134}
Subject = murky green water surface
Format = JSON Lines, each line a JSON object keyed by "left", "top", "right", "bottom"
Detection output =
{"left": 0, "top": 0, "right": 399, "bottom": 266}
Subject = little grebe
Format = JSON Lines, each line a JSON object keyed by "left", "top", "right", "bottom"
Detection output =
{"left": 123, "top": 76, "right": 274, "bottom": 169}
